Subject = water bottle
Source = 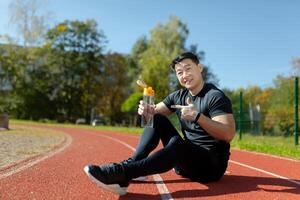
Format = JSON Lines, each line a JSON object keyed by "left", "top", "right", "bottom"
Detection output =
{"left": 141, "top": 87, "right": 155, "bottom": 127}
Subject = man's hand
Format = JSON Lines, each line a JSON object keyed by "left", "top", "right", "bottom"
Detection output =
{"left": 171, "top": 97, "right": 198, "bottom": 122}
{"left": 138, "top": 100, "right": 155, "bottom": 116}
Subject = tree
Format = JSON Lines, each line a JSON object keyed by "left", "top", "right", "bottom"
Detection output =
{"left": 130, "top": 16, "right": 218, "bottom": 101}
{"left": 44, "top": 19, "right": 106, "bottom": 122}
{"left": 0, "top": 0, "right": 52, "bottom": 117}
{"left": 188, "top": 44, "right": 219, "bottom": 86}
{"left": 131, "top": 36, "right": 148, "bottom": 63}
{"left": 96, "top": 53, "right": 131, "bottom": 124}
{"left": 138, "top": 16, "right": 188, "bottom": 100}
{"left": 0, "top": 42, "right": 30, "bottom": 117}
{"left": 8, "top": 0, "right": 52, "bottom": 47}
{"left": 263, "top": 76, "right": 294, "bottom": 135}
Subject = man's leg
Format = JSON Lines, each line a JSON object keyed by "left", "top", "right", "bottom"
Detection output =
{"left": 83, "top": 114, "right": 183, "bottom": 195}
{"left": 174, "top": 141, "right": 230, "bottom": 183}
{"left": 131, "top": 114, "right": 181, "bottom": 161}
{"left": 124, "top": 135, "right": 184, "bottom": 180}
{"left": 84, "top": 135, "right": 185, "bottom": 195}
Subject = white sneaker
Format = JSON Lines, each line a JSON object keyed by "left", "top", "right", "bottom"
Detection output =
{"left": 132, "top": 176, "right": 148, "bottom": 181}
{"left": 83, "top": 164, "right": 128, "bottom": 196}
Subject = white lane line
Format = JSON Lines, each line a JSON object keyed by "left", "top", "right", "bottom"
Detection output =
{"left": 0, "top": 134, "right": 72, "bottom": 180}
{"left": 229, "top": 160, "right": 300, "bottom": 186}
{"left": 98, "top": 134, "right": 174, "bottom": 200}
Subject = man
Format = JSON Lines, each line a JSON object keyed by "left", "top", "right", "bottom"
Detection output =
{"left": 84, "top": 52, "right": 236, "bottom": 196}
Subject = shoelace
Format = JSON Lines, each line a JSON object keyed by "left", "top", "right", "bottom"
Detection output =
{"left": 105, "top": 163, "right": 124, "bottom": 175}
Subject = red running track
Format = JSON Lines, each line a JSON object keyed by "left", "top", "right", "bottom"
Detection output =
{"left": 0, "top": 126, "right": 299, "bottom": 200}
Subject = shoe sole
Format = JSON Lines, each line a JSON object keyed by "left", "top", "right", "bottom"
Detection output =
{"left": 132, "top": 176, "right": 147, "bottom": 181}
{"left": 83, "top": 166, "right": 127, "bottom": 196}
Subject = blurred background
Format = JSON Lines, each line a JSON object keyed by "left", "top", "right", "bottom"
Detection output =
{"left": 0, "top": 0, "right": 300, "bottom": 139}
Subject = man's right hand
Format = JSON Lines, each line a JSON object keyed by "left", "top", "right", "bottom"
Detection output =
{"left": 138, "top": 100, "right": 155, "bottom": 116}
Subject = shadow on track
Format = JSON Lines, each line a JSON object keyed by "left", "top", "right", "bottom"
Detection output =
{"left": 119, "top": 175, "right": 300, "bottom": 200}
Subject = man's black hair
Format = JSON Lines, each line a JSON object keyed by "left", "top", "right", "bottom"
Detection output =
{"left": 170, "top": 52, "right": 199, "bottom": 70}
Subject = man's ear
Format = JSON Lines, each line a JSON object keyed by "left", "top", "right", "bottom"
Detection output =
{"left": 198, "top": 63, "right": 203, "bottom": 73}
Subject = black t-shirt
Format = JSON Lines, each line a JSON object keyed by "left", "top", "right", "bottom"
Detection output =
{"left": 163, "top": 83, "right": 233, "bottom": 149}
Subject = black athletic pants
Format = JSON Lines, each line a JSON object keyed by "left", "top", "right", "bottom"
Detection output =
{"left": 124, "top": 114, "right": 230, "bottom": 183}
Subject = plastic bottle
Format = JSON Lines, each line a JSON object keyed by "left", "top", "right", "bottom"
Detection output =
{"left": 141, "top": 86, "right": 155, "bottom": 127}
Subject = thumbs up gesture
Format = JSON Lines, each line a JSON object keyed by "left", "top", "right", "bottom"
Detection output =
{"left": 171, "top": 97, "right": 199, "bottom": 122}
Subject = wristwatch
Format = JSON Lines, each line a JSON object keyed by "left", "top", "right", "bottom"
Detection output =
{"left": 193, "top": 112, "right": 201, "bottom": 124}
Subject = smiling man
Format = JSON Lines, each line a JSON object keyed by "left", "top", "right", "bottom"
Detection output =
{"left": 84, "top": 52, "right": 236, "bottom": 196}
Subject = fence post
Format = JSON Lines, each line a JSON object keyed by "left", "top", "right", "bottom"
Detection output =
{"left": 295, "top": 77, "right": 299, "bottom": 145}
{"left": 239, "top": 91, "right": 243, "bottom": 140}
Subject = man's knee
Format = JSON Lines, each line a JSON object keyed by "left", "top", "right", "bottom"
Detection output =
{"left": 166, "top": 136, "right": 184, "bottom": 150}
{"left": 153, "top": 114, "right": 171, "bottom": 127}
{"left": 164, "top": 136, "right": 185, "bottom": 164}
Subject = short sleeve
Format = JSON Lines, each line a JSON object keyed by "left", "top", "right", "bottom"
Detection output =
{"left": 208, "top": 91, "right": 233, "bottom": 117}
{"left": 163, "top": 92, "right": 178, "bottom": 112}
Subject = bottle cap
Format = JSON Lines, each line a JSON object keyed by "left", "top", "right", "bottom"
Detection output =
{"left": 143, "top": 87, "right": 154, "bottom": 96}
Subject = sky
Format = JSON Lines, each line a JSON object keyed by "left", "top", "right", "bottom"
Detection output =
{"left": 0, "top": 0, "right": 299, "bottom": 90}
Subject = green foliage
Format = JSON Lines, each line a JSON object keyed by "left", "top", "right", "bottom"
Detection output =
{"left": 225, "top": 75, "right": 296, "bottom": 136}
{"left": 223, "top": 88, "right": 246, "bottom": 120}
{"left": 270, "top": 76, "right": 294, "bottom": 107}
{"left": 130, "top": 16, "right": 219, "bottom": 101}
{"left": 263, "top": 76, "right": 294, "bottom": 135}
{"left": 187, "top": 44, "right": 219, "bottom": 86}
{"left": 46, "top": 20, "right": 105, "bottom": 53}
{"left": 121, "top": 92, "right": 142, "bottom": 113}
{"left": 96, "top": 53, "right": 132, "bottom": 124}
{"left": 1, "top": 14, "right": 297, "bottom": 132}
{"left": 0, "top": 42, "right": 31, "bottom": 117}
{"left": 0, "top": 19, "right": 107, "bottom": 122}
{"left": 131, "top": 36, "right": 148, "bottom": 63}
{"left": 42, "top": 19, "right": 106, "bottom": 122}
{"left": 140, "top": 49, "right": 173, "bottom": 101}
{"left": 134, "top": 16, "right": 188, "bottom": 100}
{"left": 0, "top": 19, "right": 136, "bottom": 125}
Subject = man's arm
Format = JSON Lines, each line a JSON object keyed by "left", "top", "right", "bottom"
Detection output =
{"left": 154, "top": 102, "right": 173, "bottom": 116}
{"left": 196, "top": 113, "right": 236, "bottom": 142}
{"left": 171, "top": 97, "right": 235, "bottom": 142}
{"left": 138, "top": 101, "right": 173, "bottom": 117}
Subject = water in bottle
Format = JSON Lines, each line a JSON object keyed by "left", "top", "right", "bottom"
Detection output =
{"left": 141, "top": 87, "right": 155, "bottom": 127}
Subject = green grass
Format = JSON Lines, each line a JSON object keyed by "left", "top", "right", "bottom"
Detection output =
{"left": 11, "top": 119, "right": 300, "bottom": 160}
{"left": 11, "top": 119, "right": 143, "bottom": 134}
{"left": 231, "top": 133, "right": 300, "bottom": 160}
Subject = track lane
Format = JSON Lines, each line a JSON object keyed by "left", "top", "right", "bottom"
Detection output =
{"left": 230, "top": 150, "right": 300, "bottom": 181}
{"left": 104, "top": 129, "right": 300, "bottom": 199}
{"left": 1, "top": 126, "right": 299, "bottom": 200}
{"left": 0, "top": 127, "right": 160, "bottom": 199}
{"left": 157, "top": 160, "right": 299, "bottom": 200}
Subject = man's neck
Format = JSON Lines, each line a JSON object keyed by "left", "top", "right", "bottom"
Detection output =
{"left": 189, "top": 81, "right": 205, "bottom": 96}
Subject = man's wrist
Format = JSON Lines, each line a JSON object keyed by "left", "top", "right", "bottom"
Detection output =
{"left": 193, "top": 112, "right": 201, "bottom": 123}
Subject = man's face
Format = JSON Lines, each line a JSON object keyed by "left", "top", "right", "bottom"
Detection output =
{"left": 174, "top": 58, "right": 203, "bottom": 90}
